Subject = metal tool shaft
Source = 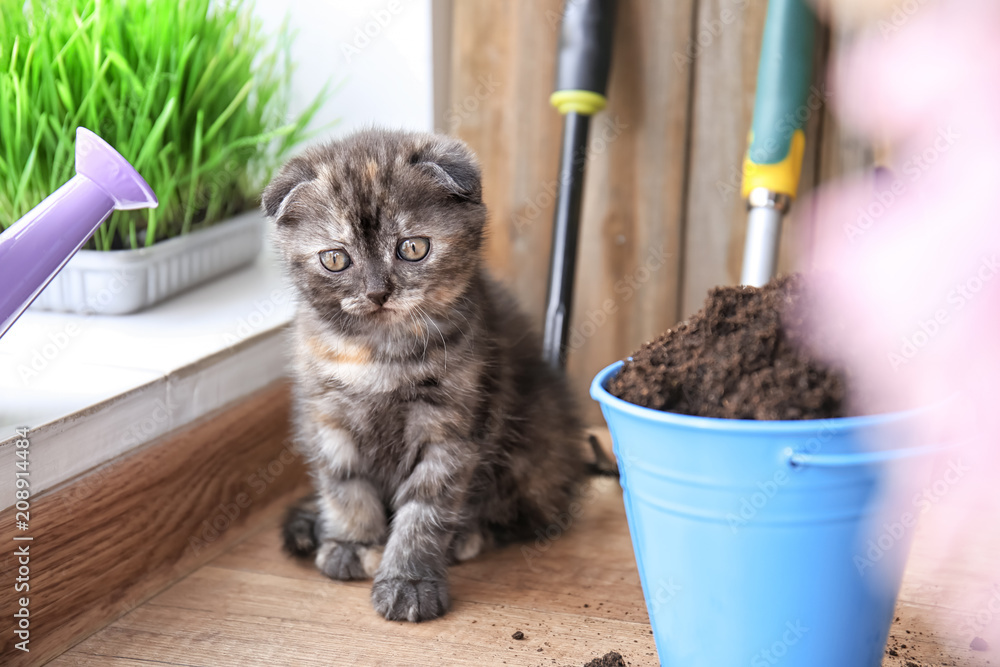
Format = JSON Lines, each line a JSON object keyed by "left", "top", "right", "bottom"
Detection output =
{"left": 740, "top": 206, "right": 783, "bottom": 287}
{"left": 542, "top": 111, "right": 591, "bottom": 368}
{"left": 740, "top": 188, "right": 790, "bottom": 287}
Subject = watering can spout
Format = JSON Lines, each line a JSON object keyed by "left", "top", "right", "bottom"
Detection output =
{"left": 0, "top": 127, "right": 157, "bottom": 338}
{"left": 75, "top": 127, "right": 158, "bottom": 210}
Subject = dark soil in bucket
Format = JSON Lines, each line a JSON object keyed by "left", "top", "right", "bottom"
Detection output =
{"left": 608, "top": 275, "right": 848, "bottom": 420}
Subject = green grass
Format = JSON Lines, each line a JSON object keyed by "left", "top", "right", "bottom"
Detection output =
{"left": 0, "top": 0, "right": 329, "bottom": 250}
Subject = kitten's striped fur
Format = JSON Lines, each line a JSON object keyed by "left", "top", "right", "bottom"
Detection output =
{"left": 264, "top": 129, "right": 585, "bottom": 622}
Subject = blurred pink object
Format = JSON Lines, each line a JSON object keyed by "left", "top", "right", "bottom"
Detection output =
{"left": 806, "top": 0, "right": 1000, "bottom": 646}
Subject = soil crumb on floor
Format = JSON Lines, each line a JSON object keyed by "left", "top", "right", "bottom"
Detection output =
{"left": 583, "top": 651, "right": 627, "bottom": 667}
{"left": 608, "top": 275, "right": 847, "bottom": 420}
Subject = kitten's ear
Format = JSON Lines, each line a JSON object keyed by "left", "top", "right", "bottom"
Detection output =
{"left": 261, "top": 157, "right": 317, "bottom": 222}
{"left": 412, "top": 143, "right": 482, "bottom": 203}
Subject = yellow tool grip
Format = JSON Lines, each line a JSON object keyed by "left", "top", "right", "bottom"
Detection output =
{"left": 741, "top": 129, "right": 806, "bottom": 199}
{"left": 550, "top": 90, "right": 608, "bottom": 116}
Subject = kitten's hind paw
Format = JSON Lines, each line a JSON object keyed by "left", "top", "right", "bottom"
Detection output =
{"left": 371, "top": 576, "right": 449, "bottom": 622}
{"left": 282, "top": 496, "right": 320, "bottom": 557}
{"left": 316, "top": 541, "right": 375, "bottom": 580}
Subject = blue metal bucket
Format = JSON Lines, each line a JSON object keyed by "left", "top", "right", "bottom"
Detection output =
{"left": 591, "top": 361, "right": 937, "bottom": 666}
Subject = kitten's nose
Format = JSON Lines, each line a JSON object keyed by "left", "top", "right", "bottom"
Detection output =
{"left": 366, "top": 289, "right": 390, "bottom": 307}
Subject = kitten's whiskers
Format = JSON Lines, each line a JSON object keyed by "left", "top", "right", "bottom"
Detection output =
{"left": 408, "top": 308, "right": 430, "bottom": 360}
{"left": 416, "top": 304, "right": 447, "bottom": 373}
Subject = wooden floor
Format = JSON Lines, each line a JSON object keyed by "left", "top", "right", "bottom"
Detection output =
{"left": 53, "top": 476, "right": 996, "bottom": 667}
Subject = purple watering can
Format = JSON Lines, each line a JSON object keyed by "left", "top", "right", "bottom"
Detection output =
{"left": 0, "top": 127, "right": 157, "bottom": 337}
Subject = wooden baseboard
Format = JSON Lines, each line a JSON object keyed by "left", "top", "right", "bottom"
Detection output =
{"left": 0, "top": 382, "right": 305, "bottom": 666}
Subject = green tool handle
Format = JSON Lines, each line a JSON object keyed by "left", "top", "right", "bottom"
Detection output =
{"left": 747, "top": 0, "right": 816, "bottom": 171}
{"left": 740, "top": 0, "right": 817, "bottom": 286}
{"left": 749, "top": 0, "right": 816, "bottom": 163}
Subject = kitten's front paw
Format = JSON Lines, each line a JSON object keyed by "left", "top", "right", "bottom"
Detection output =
{"left": 371, "top": 576, "right": 449, "bottom": 622}
{"left": 315, "top": 541, "right": 367, "bottom": 580}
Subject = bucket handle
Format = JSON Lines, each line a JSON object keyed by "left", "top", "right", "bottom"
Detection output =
{"left": 785, "top": 443, "right": 949, "bottom": 468}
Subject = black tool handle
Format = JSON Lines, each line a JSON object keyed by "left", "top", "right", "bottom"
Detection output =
{"left": 542, "top": 0, "right": 616, "bottom": 369}
{"left": 555, "top": 0, "right": 616, "bottom": 96}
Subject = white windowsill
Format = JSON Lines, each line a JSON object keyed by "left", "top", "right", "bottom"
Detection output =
{"left": 0, "top": 243, "right": 296, "bottom": 510}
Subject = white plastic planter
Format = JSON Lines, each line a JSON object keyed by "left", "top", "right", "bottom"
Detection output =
{"left": 30, "top": 210, "right": 264, "bottom": 315}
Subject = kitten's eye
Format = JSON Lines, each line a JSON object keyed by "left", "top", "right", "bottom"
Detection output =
{"left": 397, "top": 237, "right": 430, "bottom": 262}
{"left": 319, "top": 249, "right": 351, "bottom": 272}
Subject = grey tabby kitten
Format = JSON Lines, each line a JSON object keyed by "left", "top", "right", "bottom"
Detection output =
{"left": 262, "top": 129, "right": 586, "bottom": 622}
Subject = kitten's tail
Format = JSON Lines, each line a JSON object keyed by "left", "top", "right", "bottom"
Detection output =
{"left": 586, "top": 434, "right": 619, "bottom": 477}
{"left": 282, "top": 494, "right": 320, "bottom": 558}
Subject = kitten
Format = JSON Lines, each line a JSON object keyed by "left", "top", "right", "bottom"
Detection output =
{"left": 262, "top": 129, "right": 586, "bottom": 622}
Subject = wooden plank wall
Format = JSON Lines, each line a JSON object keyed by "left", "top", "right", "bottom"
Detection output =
{"left": 448, "top": 0, "right": 870, "bottom": 423}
